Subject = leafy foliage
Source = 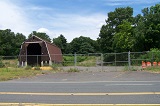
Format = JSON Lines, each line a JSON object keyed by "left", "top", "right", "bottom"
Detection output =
{"left": 98, "top": 4, "right": 160, "bottom": 53}
{"left": 28, "top": 31, "right": 51, "bottom": 42}
{"left": 70, "top": 36, "right": 99, "bottom": 54}
{"left": 140, "top": 48, "right": 160, "bottom": 62}
{"left": 113, "top": 20, "right": 135, "bottom": 52}
{"left": 0, "top": 29, "right": 26, "bottom": 56}
{"left": 98, "top": 7, "right": 133, "bottom": 53}
{"left": 53, "top": 34, "right": 67, "bottom": 53}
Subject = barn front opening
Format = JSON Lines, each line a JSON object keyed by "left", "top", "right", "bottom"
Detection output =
{"left": 27, "top": 43, "right": 41, "bottom": 66}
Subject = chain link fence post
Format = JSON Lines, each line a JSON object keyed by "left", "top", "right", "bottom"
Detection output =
{"left": 128, "top": 51, "right": 131, "bottom": 71}
{"left": 74, "top": 53, "right": 77, "bottom": 68}
{"left": 115, "top": 53, "right": 117, "bottom": 66}
{"left": 101, "top": 53, "right": 103, "bottom": 72}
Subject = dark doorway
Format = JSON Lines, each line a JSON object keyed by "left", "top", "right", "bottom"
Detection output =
{"left": 27, "top": 43, "right": 41, "bottom": 66}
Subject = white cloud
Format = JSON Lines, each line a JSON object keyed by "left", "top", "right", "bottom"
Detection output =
{"left": 0, "top": 0, "right": 107, "bottom": 42}
{"left": 0, "top": 0, "right": 34, "bottom": 36}
{"left": 47, "top": 13, "right": 107, "bottom": 42}
{"left": 37, "top": 27, "right": 55, "bottom": 37}
{"left": 37, "top": 28, "right": 50, "bottom": 34}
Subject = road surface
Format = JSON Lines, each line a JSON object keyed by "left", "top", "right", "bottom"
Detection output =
{"left": 0, "top": 71, "right": 160, "bottom": 104}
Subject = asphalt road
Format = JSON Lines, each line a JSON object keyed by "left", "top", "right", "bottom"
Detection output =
{"left": 0, "top": 71, "right": 160, "bottom": 104}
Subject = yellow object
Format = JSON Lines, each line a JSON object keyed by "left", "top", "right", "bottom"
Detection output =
{"left": 32, "top": 67, "right": 53, "bottom": 70}
{"left": 40, "top": 67, "right": 53, "bottom": 70}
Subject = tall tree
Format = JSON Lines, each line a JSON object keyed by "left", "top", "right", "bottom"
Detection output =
{"left": 14, "top": 33, "right": 26, "bottom": 55}
{"left": 142, "top": 4, "right": 160, "bottom": 50}
{"left": 28, "top": 31, "right": 51, "bottom": 42}
{"left": 79, "top": 42, "right": 95, "bottom": 54}
{"left": 134, "top": 4, "right": 160, "bottom": 51}
{"left": 133, "top": 14, "right": 146, "bottom": 51}
{"left": 0, "top": 29, "right": 15, "bottom": 56}
{"left": 97, "top": 24, "right": 113, "bottom": 53}
{"left": 53, "top": 34, "right": 67, "bottom": 53}
{"left": 112, "top": 20, "right": 135, "bottom": 52}
{"left": 98, "top": 7, "right": 133, "bottom": 53}
{"left": 0, "top": 29, "right": 25, "bottom": 56}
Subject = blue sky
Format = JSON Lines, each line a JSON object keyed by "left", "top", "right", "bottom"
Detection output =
{"left": 0, "top": 0, "right": 159, "bottom": 42}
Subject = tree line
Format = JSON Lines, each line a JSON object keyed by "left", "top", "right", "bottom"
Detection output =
{"left": 98, "top": 4, "right": 160, "bottom": 53}
{"left": 0, "top": 4, "right": 160, "bottom": 56}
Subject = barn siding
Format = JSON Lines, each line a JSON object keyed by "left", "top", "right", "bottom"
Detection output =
{"left": 18, "top": 35, "right": 62, "bottom": 66}
{"left": 46, "top": 42, "right": 63, "bottom": 63}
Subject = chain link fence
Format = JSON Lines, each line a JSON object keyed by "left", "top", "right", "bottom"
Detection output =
{"left": 1, "top": 51, "right": 160, "bottom": 71}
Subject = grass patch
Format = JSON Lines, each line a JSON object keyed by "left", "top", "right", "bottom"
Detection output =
{"left": 0, "top": 67, "right": 53, "bottom": 81}
{"left": 77, "top": 56, "right": 96, "bottom": 67}
{"left": 123, "top": 66, "right": 142, "bottom": 71}
{"left": 24, "top": 66, "right": 32, "bottom": 70}
{"left": 0, "top": 57, "right": 5, "bottom": 68}
{"left": 145, "top": 66, "right": 160, "bottom": 73}
{"left": 33, "top": 66, "right": 41, "bottom": 70}
{"left": 67, "top": 68, "right": 80, "bottom": 72}
{"left": 63, "top": 55, "right": 97, "bottom": 66}
{"left": 2, "top": 59, "right": 18, "bottom": 68}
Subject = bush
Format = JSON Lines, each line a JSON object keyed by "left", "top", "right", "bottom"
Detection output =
{"left": 140, "top": 48, "right": 160, "bottom": 62}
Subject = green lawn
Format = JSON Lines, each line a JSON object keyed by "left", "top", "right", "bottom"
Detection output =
{"left": 145, "top": 66, "right": 160, "bottom": 73}
{"left": 0, "top": 67, "right": 52, "bottom": 81}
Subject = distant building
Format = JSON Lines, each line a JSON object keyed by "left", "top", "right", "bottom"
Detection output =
{"left": 18, "top": 35, "right": 62, "bottom": 66}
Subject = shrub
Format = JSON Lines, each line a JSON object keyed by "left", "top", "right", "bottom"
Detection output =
{"left": 140, "top": 48, "right": 160, "bottom": 62}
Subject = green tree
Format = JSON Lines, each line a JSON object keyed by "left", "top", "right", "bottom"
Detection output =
{"left": 70, "top": 36, "right": 97, "bottom": 54}
{"left": 142, "top": 4, "right": 160, "bottom": 51}
{"left": 133, "top": 14, "right": 145, "bottom": 51}
{"left": 133, "top": 4, "right": 160, "bottom": 51}
{"left": 107, "top": 6, "right": 133, "bottom": 31}
{"left": 14, "top": 33, "right": 26, "bottom": 55}
{"left": 97, "top": 24, "right": 113, "bottom": 53}
{"left": 79, "top": 42, "right": 95, "bottom": 54}
{"left": 112, "top": 20, "right": 135, "bottom": 52}
{"left": 0, "top": 29, "right": 25, "bottom": 56}
{"left": 28, "top": 31, "right": 51, "bottom": 42}
{"left": 53, "top": 34, "right": 67, "bottom": 53}
{"left": 98, "top": 7, "right": 133, "bottom": 53}
{"left": 65, "top": 43, "right": 72, "bottom": 54}
{"left": 0, "top": 29, "right": 15, "bottom": 56}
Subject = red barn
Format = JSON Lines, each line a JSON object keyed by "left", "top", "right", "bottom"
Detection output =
{"left": 18, "top": 35, "right": 62, "bottom": 66}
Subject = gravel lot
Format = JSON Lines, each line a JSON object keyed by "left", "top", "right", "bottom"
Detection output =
{"left": 61, "top": 66, "right": 142, "bottom": 72}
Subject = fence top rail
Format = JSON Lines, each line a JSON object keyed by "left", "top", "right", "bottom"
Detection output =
{"left": 104, "top": 53, "right": 128, "bottom": 55}
{"left": 2, "top": 51, "right": 160, "bottom": 57}
{"left": 130, "top": 52, "right": 145, "bottom": 53}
